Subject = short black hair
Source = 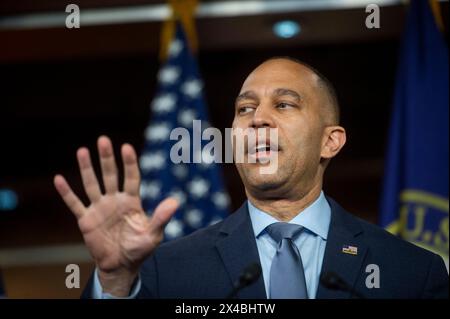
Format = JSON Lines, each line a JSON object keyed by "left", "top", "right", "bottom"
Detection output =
{"left": 264, "top": 56, "right": 340, "bottom": 125}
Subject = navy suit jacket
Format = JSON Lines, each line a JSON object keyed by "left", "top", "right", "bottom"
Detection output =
{"left": 82, "top": 197, "right": 448, "bottom": 299}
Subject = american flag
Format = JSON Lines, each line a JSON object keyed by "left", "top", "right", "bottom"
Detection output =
{"left": 140, "top": 23, "right": 230, "bottom": 240}
{"left": 342, "top": 245, "right": 358, "bottom": 256}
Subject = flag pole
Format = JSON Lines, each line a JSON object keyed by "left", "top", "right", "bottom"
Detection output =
{"left": 159, "top": 0, "right": 199, "bottom": 61}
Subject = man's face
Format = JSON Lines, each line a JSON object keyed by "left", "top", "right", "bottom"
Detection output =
{"left": 232, "top": 59, "right": 329, "bottom": 197}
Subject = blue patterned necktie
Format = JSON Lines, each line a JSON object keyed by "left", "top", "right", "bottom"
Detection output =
{"left": 266, "top": 222, "right": 308, "bottom": 299}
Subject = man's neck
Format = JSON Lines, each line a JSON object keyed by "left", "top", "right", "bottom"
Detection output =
{"left": 246, "top": 183, "right": 323, "bottom": 222}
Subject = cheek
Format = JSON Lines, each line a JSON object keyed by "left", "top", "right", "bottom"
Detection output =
{"left": 231, "top": 118, "right": 237, "bottom": 129}
{"left": 232, "top": 117, "right": 250, "bottom": 132}
{"left": 280, "top": 119, "right": 310, "bottom": 147}
{"left": 281, "top": 123, "right": 322, "bottom": 158}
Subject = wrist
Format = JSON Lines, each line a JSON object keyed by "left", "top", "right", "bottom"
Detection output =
{"left": 98, "top": 267, "right": 139, "bottom": 297}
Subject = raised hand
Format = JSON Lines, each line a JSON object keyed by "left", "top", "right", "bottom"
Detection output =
{"left": 54, "top": 136, "right": 178, "bottom": 296}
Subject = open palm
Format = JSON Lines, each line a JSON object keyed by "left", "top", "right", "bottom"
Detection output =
{"left": 54, "top": 136, "right": 178, "bottom": 281}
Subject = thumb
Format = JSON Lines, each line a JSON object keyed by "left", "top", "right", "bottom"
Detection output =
{"left": 148, "top": 197, "right": 179, "bottom": 234}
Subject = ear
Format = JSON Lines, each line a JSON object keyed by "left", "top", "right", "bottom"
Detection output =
{"left": 321, "top": 126, "right": 346, "bottom": 159}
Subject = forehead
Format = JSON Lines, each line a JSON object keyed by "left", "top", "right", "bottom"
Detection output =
{"left": 239, "top": 59, "right": 320, "bottom": 95}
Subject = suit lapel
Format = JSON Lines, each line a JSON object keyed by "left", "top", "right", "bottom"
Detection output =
{"left": 317, "top": 197, "right": 368, "bottom": 299}
{"left": 215, "top": 203, "right": 267, "bottom": 299}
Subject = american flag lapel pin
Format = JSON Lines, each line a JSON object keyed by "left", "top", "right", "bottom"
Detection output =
{"left": 342, "top": 245, "right": 358, "bottom": 255}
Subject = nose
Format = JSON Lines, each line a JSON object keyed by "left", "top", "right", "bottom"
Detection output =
{"left": 250, "top": 103, "right": 275, "bottom": 128}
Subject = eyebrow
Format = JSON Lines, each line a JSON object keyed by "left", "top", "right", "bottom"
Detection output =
{"left": 235, "top": 88, "right": 302, "bottom": 104}
{"left": 235, "top": 91, "right": 258, "bottom": 103}
{"left": 273, "top": 88, "right": 301, "bottom": 102}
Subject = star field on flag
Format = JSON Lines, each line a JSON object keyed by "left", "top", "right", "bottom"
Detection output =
{"left": 140, "top": 23, "right": 230, "bottom": 240}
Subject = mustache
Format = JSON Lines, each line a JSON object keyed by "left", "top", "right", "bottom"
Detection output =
{"left": 247, "top": 139, "right": 280, "bottom": 155}
{"left": 231, "top": 128, "right": 281, "bottom": 154}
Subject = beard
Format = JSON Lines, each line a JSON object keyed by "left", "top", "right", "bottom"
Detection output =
{"left": 236, "top": 147, "right": 321, "bottom": 201}
{"left": 236, "top": 159, "right": 293, "bottom": 194}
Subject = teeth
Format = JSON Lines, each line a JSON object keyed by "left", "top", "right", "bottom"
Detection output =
{"left": 256, "top": 145, "right": 268, "bottom": 152}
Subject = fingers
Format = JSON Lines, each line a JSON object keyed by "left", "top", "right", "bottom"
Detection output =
{"left": 149, "top": 197, "right": 179, "bottom": 234}
{"left": 54, "top": 174, "right": 86, "bottom": 219}
{"left": 122, "top": 143, "right": 141, "bottom": 196}
{"left": 77, "top": 147, "right": 102, "bottom": 202}
{"left": 98, "top": 136, "right": 119, "bottom": 194}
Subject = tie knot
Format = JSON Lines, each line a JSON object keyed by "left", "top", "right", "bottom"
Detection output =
{"left": 265, "top": 222, "right": 303, "bottom": 243}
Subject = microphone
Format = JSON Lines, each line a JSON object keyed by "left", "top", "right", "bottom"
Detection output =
{"left": 226, "top": 262, "right": 262, "bottom": 299}
{"left": 320, "top": 272, "right": 366, "bottom": 299}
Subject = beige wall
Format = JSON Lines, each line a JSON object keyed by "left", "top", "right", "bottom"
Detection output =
{"left": 0, "top": 243, "right": 95, "bottom": 299}
{"left": 2, "top": 262, "right": 94, "bottom": 299}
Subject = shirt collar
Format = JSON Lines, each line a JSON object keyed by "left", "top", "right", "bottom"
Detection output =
{"left": 247, "top": 191, "right": 330, "bottom": 240}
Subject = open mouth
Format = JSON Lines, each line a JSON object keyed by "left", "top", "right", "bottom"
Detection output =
{"left": 248, "top": 142, "right": 280, "bottom": 161}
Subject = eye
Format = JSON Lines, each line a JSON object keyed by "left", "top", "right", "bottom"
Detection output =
{"left": 276, "top": 102, "right": 294, "bottom": 109}
{"left": 238, "top": 106, "right": 255, "bottom": 114}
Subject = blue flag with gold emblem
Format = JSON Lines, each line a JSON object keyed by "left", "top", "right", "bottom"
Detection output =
{"left": 139, "top": 22, "right": 230, "bottom": 240}
{"left": 380, "top": 0, "right": 449, "bottom": 269}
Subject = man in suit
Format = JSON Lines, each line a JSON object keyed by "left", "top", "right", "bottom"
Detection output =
{"left": 54, "top": 57, "right": 448, "bottom": 299}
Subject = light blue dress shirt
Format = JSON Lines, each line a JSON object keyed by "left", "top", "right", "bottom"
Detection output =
{"left": 92, "top": 268, "right": 141, "bottom": 299}
{"left": 92, "top": 191, "right": 330, "bottom": 299}
{"left": 247, "top": 191, "right": 331, "bottom": 299}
